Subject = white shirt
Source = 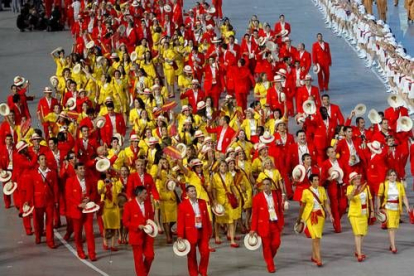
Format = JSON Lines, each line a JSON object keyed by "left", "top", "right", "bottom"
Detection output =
{"left": 78, "top": 176, "right": 86, "bottom": 194}
{"left": 217, "top": 127, "right": 227, "bottom": 151}
{"left": 360, "top": 191, "right": 367, "bottom": 215}
{"left": 310, "top": 187, "right": 322, "bottom": 211}
{"left": 298, "top": 144, "right": 309, "bottom": 164}
{"left": 137, "top": 199, "right": 145, "bottom": 214}
{"left": 190, "top": 199, "right": 202, "bottom": 228}
{"left": 264, "top": 192, "right": 278, "bottom": 221}
{"left": 386, "top": 182, "right": 399, "bottom": 211}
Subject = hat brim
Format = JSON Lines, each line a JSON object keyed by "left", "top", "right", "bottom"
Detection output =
{"left": 82, "top": 204, "right": 100, "bottom": 213}
{"left": 244, "top": 234, "right": 262, "bottom": 251}
{"left": 294, "top": 221, "right": 305, "bottom": 234}
{"left": 367, "top": 143, "right": 382, "bottom": 155}
{"left": 173, "top": 239, "right": 191, "bottom": 256}
{"left": 0, "top": 172, "right": 12, "bottom": 182}
{"left": 144, "top": 219, "right": 159, "bottom": 237}
{"left": 260, "top": 136, "right": 275, "bottom": 144}
{"left": 22, "top": 206, "right": 34, "bottom": 217}
{"left": 211, "top": 204, "right": 225, "bottom": 216}
{"left": 292, "top": 165, "right": 306, "bottom": 182}
{"left": 3, "top": 182, "right": 17, "bottom": 195}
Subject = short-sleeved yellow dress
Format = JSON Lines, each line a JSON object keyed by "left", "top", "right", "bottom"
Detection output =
{"left": 301, "top": 186, "right": 327, "bottom": 239}
{"left": 98, "top": 179, "right": 123, "bottom": 229}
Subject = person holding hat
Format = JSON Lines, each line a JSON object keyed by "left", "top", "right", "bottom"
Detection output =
{"left": 26, "top": 154, "right": 58, "bottom": 248}
{"left": 37, "top": 87, "right": 59, "bottom": 120}
{"left": 321, "top": 146, "right": 347, "bottom": 233}
{"left": 203, "top": 57, "right": 225, "bottom": 108}
{"left": 312, "top": 33, "right": 332, "bottom": 92}
{"left": 250, "top": 177, "right": 284, "bottom": 273}
{"left": 65, "top": 162, "right": 98, "bottom": 260}
{"left": 206, "top": 115, "right": 236, "bottom": 154}
{"left": 296, "top": 74, "right": 321, "bottom": 114}
{"left": 177, "top": 185, "right": 212, "bottom": 276}
{"left": 233, "top": 58, "right": 255, "bottom": 110}
{"left": 180, "top": 79, "right": 206, "bottom": 114}
{"left": 346, "top": 172, "right": 373, "bottom": 261}
{"left": 366, "top": 140, "right": 387, "bottom": 208}
{"left": 384, "top": 98, "right": 408, "bottom": 132}
{"left": 296, "top": 174, "right": 334, "bottom": 267}
{"left": 100, "top": 100, "right": 126, "bottom": 146}
{"left": 335, "top": 126, "right": 365, "bottom": 177}
{"left": 123, "top": 186, "right": 156, "bottom": 276}
{"left": 0, "top": 134, "right": 15, "bottom": 208}
{"left": 295, "top": 43, "right": 312, "bottom": 74}
{"left": 252, "top": 143, "right": 275, "bottom": 178}
{"left": 126, "top": 159, "right": 160, "bottom": 204}
{"left": 377, "top": 169, "right": 411, "bottom": 253}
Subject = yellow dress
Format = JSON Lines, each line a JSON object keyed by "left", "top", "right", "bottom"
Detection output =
{"left": 254, "top": 82, "right": 270, "bottom": 106}
{"left": 111, "top": 78, "right": 129, "bottom": 113}
{"left": 98, "top": 179, "right": 123, "bottom": 229}
{"left": 150, "top": 166, "right": 177, "bottom": 223}
{"left": 301, "top": 186, "right": 327, "bottom": 239}
{"left": 346, "top": 184, "right": 371, "bottom": 236}
{"left": 107, "top": 149, "right": 126, "bottom": 171}
{"left": 233, "top": 170, "right": 253, "bottom": 209}
{"left": 140, "top": 60, "right": 157, "bottom": 80}
{"left": 256, "top": 169, "right": 282, "bottom": 191}
{"left": 378, "top": 181, "right": 406, "bottom": 229}
{"left": 163, "top": 48, "right": 177, "bottom": 85}
{"left": 53, "top": 57, "right": 66, "bottom": 77}
{"left": 231, "top": 140, "right": 254, "bottom": 161}
{"left": 212, "top": 172, "right": 237, "bottom": 224}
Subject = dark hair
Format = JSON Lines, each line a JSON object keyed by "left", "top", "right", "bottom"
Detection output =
{"left": 309, "top": 174, "right": 319, "bottom": 182}
{"left": 325, "top": 146, "right": 334, "bottom": 154}
{"left": 12, "top": 94, "right": 21, "bottom": 103}
{"left": 321, "top": 94, "right": 330, "bottom": 100}
{"left": 186, "top": 185, "right": 196, "bottom": 192}
{"left": 74, "top": 162, "right": 85, "bottom": 170}
{"left": 296, "top": 129, "right": 305, "bottom": 136}
{"left": 222, "top": 115, "right": 230, "bottom": 124}
{"left": 49, "top": 137, "right": 58, "bottom": 145}
{"left": 301, "top": 153, "right": 311, "bottom": 162}
{"left": 134, "top": 186, "right": 147, "bottom": 196}
{"left": 356, "top": 117, "right": 364, "bottom": 124}
{"left": 37, "top": 154, "right": 46, "bottom": 161}
{"left": 343, "top": 126, "right": 352, "bottom": 132}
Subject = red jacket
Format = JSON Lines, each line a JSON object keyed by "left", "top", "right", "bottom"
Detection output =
{"left": 312, "top": 41, "right": 332, "bottom": 67}
{"left": 325, "top": 103, "right": 344, "bottom": 126}
{"left": 294, "top": 50, "right": 312, "bottom": 73}
{"left": 206, "top": 125, "right": 236, "bottom": 153}
{"left": 180, "top": 89, "right": 206, "bottom": 114}
{"left": 65, "top": 176, "right": 97, "bottom": 219}
{"left": 296, "top": 85, "right": 321, "bottom": 114}
{"left": 37, "top": 97, "right": 59, "bottom": 117}
{"left": 287, "top": 142, "right": 317, "bottom": 173}
{"left": 126, "top": 172, "right": 160, "bottom": 202}
{"left": 100, "top": 113, "right": 126, "bottom": 146}
{"left": 123, "top": 198, "right": 154, "bottom": 245}
{"left": 0, "top": 144, "right": 13, "bottom": 170}
{"left": 266, "top": 86, "right": 285, "bottom": 112}
{"left": 250, "top": 191, "right": 284, "bottom": 237}
{"left": 74, "top": 138, "right": 99, "bottom": 162}
{"left": 177, "top": 199, "right": 212, "bottom": 244}
{"left": 384, "top": 106, "right": 409, "bottom": 132}
{"left": 27, "top": 169, "right": 58, "bottom": 208}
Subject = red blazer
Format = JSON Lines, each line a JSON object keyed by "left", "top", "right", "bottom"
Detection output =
{"left": 335, "top": 138, "right": 365, "bottom": 174}
{"left": 294, "top": 50, "right": 312, "bottom": 73}
{"left": 266, "top": 86, "right": 285, "bottom": 112}
{"left": 386, "top": 147, "right": 406, "bottom": 179}
{"left": 272, "top": 132, "right": 295, "bottom": 175}
{"left": 37, "top": 97, "right": 59, "bottom": 117}
{"left": 123, "top": 198, "right": 154, "bottom": 246}
{"left": 27, "top": 169, "right": 58, "bottom": 208}
{"left": 74, "top": 138, "right": 98, "bottom": 162}
{"left": 296, "top": 85, "right": 321, "bottom": 114}
{"left": 0, "top": 121, "right": 18, "bottom": 144}
{"left": 279, "top": 45, "right": 297, "bottom": 60}
{"left": 65, "top": 176, "right": 97, "bottom": 219}
{"left": 287, "top": 142, "right": 317, "bottom": 173}
{"left": 312, "top": 41, "right": 332, "bottom": 66}
{"left": 274, "top": 22, "right": 291, "bottom": 36}
{"left": 12, "top": 151, "right": 37, "bottom": 182}
{"left": 0, "top": 145, "right": 13, "bottom": 170}
{"left": 100, "top": 113, "right": 126, "bottom": 146}
{"left": 180, "top": 89, "right": 206, "bottom": 114}
{"left": 177, "top": 199, "right": 212, "bottom": 244}
{"left": 326, "top": 103, "right": 344, "bottom": 126}
{"left": 250, "top": 191, "right": 284, "bottom": 237}
{"left": 320, "top": 159, "right": 347, "bottom": 185}
{"left": 203, "top": 65, "right": 225, "bottom": 93}
{"left": 206, "top": 125, "right": 236, "bottom": 153}
{"left": 384, "top": 106, "right": 409, "bottom": 131}
{"left": 126, "top": 172, "right": 160, "bottom": 202}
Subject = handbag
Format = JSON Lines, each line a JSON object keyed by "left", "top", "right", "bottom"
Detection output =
{"left": 219, "top": 174, "right": 239, "bottom": 209}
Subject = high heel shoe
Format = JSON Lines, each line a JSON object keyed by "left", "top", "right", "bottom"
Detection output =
{"left": 389, "top": 246, "right": 397, "bottom": 254}
{"left": 354, "top": 252, "right": 366, "bottom": 259}
{"left": 103, "top": 244, "right": 109, "bottom": 251}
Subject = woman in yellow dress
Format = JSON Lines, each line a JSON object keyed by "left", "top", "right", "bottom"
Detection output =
{"left": 212, "top": 160, "right": 240, "bottom": 247}
{"left": 150, "top": 156, "right": 177, "bottom": 244}
{"left": 50, "top": 47, "right": 66, "bottom": 77}
{"left": 377, "top": 169, "right": 411, "bottom": 253}
{"left": 296, "top": 174, "right": 333, "bottom": 267}
{"left": 239, "top": 108, "right": 260, "bottom": 141}
{"left": 254, "top": 73, "right": 270, "bottom": 106}
{"left": 256, "top": 157, "right": 286, "bottom": 197}
{"left": 162, "top": 41, "right": 177, "bottom": 98}
{"left": 230, "top": 130, "right": 254, "bottom": 161}
{"left": 140, "top": 51, "right": 158, "bottom": 80}
{"left": 346, "top": 172, "right": 373, "bottom": 262}
{"left": 98, "top": 172, "right": 123, "bottom": 251}
{"left": 111, "top": 70, "right": 129, "bottom": 114}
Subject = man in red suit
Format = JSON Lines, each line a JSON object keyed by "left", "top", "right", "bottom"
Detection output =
{"left": 126, "top": 159, "right": 160, "bottom": 203}
{"left": 206, "top": 115, "right": 236, "bottom": 153}
{"left": 345, "top": 114, "right": 373, "bottom": 145}
{"left": 371, "top": 118, "right": 393, "bottom": 146}
{"left": 0, "top": 134, "right": 14, "bottom": 208}
{"left": 320, "top": 147, "right": 347, "bottom": 233}
{"left": 203, "top": 57, "right": 225, "bottom": 108}
{"left": 266, "top": 76, "right": 285, "bottom": 113}
{"left": 279, "top": 37, "right": 297, "bottom": 60}
{"left": 0, "top": 111, "right": 18, "bottom": 144}
{"left": 75, "top": 125, "right": 98, "bottom": 163}
{"left": 287, "top": 130, "right": 317, "bottom": 177}
{"left": 100, "top": 100, "right": 126, "bottom": 146}
{"left": 26, "top": 154, "right": 58, "bottom": 248}
{"left": 37, "top": 87, "right": 59, "bottom": 118}
{"left": 65, "top": 162, "right": 97, "bottom": 260}
{"left": 312, "top": 33, "right": 332, "bottom": 91}
{"left": 296, "top": 75, "right": 321, "bottom": 114}
{"left": 180, "top": 79, "right": 206, "bottom": 114}
{"left": 250, "top": 178, "right": 284, "bottom": 273}
{"left": 321, "top": 94, "right": 344, "bottom": 127}
{"left": 274, "top": 14, "right": 291, "bottom": 45}
{"left": 177, "top": 185, "right": 212, "bottom": 276}
{"left": 123, "top": 186, "right": 155, "bottom": 276}
{"left": 295, "top": 43, "right": 312, "bottom": 74}
{"left": 384, "top": 104, "right": 409, "bottom": 132}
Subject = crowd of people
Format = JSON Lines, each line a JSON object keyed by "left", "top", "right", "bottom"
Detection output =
{"left": 1, "top": 0, "right": 414, "bottom": 275}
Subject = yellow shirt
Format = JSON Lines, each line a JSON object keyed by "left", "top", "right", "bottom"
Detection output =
{"left": 346, "top": 184, "right": 371, "bottom": 217}
{"left": 378, "top": 180, "right": 406, "bottom": 213}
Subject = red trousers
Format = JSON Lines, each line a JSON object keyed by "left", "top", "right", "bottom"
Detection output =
{"left": 34, "top": 206, "right": 55, "bottom": 246}
{"left": 2, "top": 182, "right": 12, "bottom": 208}
{"left": 327, "top": 183, "right": 347, "bottom": 232}
{"left": 72, "top": 213, "right": 96, "bottom": 258}
{"left": 235, "top": 92, "right": 248, "bottom": 111}
{"left": 131, "top": 239, "right": 155, "bottom": 276}
{"left": 187, "top": 229, "right": 210, "bottom": 276}
{"left": 317, "top": 64, "right": 330, "bottom": 91}
{"left": 261, "top": 222, "right": 281, "bottom": 271}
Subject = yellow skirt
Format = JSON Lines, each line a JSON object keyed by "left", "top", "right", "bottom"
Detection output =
{"left": 386, "top": 209, "right": 400, "bottom": 229}
{"left": 102, "top": 207, "right": 121, "bottom": 230}
{"left": 305, "top": 216, "right": 325, "bottom": 239}
{"left": 216, "top": 202, "right": 235, "bottom": 224}
{"left": 349, "top": 215, "right": 368, "bottom": 236}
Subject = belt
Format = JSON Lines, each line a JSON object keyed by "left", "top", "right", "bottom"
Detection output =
{"left": 361, "top": 204, "right": 367, "bottom": 209}
{"left": 387, "top": 200, "right": 399, "bottom": 203}
{"left": 269, "top": 220, "right": 278, "bottom": 223}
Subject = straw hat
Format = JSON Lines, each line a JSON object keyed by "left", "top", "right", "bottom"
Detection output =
{"left": 375, "top": 210, "right": 387, "bottom": 223}
{"left": 260, "top": 131, "right": 275, "bottom": 144}
{"left": 130, "top": 51, "right": 138, "bottom": 62}
{"left": 0, "top": 103, "right": 10, "bottom": 116}
{"left": 149, "top": 137, "right": 159, "bottom": 146}
{"left": 14, "top": 76, "right": 26, "bottom": 86}
{"left": 211, "top": 36, "right": 222, "bottom": 43}
{"left": 273, "top": 75, "right": 283, "bottom": 82}
{"left": 72, "top": 64, "right": 81, "bottom": 74}
{"left": 189, "top": 158, "right": 203, "bottom": 167}
{"left": 328, "top": 167, "right": 344, "bottom": 181}
{"left": 166, "top": 180, "right": 176, "bottom": 191}
{"left": 349, "top": 172, "right": 360, "bottom": 182}
{"left": 22, "top": 204, "right": 34, "bottom": 217}
{"left": 16, "top": 141, "right": 28, "bottom": 153}
{"left": 96, "top": 158, "right": 111, "bottom": 172}
{"left": 183, "top": 65, "right": 192, "bottom": 74}
{"left": 294, "top": 221, "right": 305, "bottom": 234}
{"left": 43, "top": 86, "right": 53, "bottom": 93}
{"left": 284, "top": 201, "right": 290, "bottom": 211}
{"left": 113, "top": 133, "right": 124, "bottom": 146}
{"left": 181, "top": 105, "right": 190, "bottom": 112}
{"left": 212, "top": 204, "right": 225, "bottom": 216}
{"left": 0, "top": 170, "right": 12, "bottom": 182}
{"left": 30, "top": 133, "right": 42, "bottom": 141}
{"left": 3, "top": 181, "right": 17, "bottom": 195}
{"left": 95, "top": 116, "right": 106, "bottom": 128}
{"left": 292, "top": 165, "right": 306, "bottom": 182}
{"left": 86, "top": 41, "right": 95, "bottom": 49}
{"left": 302, "top": 100, "right": 316, "bottom": 115}
{"left": 387, "top": 94, "right": 404, "bottom": 108}
{"left": 396, "top": 116, "right": 413, "bottom": 132}
{"left": 312, "top": 63, "right": 321, "bottom": 74}
{"left": 194, "top": 130, "right": 204, "bottom": 138}
{"left": 265, "top": 41, "right": 277, "bottom": 52}
{"left": 197, "top": 101, "right": 206, "bottom": 110}
{"left": 244, "top": 234, "right": 262, "bottom": 251}
{"left": 367, "top": 141, "right": 382, "bottom": 154}
{"left": 173, "top": 239, "right": 191, "bottom": 256}
{"left": 304, "top": 74, "right": 313, "bottom": 81}
{"left": 207, "top": 6, "right": 216, "bottom": 14}
{"left": 50, "top": 76, "right": 59, "bottom": 87}
{"left": 280, "top": 29, "right": 289, "bottom": 36}
{"left": 367, "top": 109, "right": 381, "bottom": 124}
{"left": 82, "top": 201, "right": 100, "bottom": 214}
{"left": 143, "top": 219, "right": 158, "bottom": 237}
{"left": 66, "top": 97, "right": 77, "bottom": 110}
{"left": 176, "top": 143, "right": 187, "bottom": 158}
{"left": 354, "top": 104, "right": 366, "bottom": 116}
{"left": 256, "top": 143, "right": 268, "bottom": 152}
{"left": 130, "top": 134, "right": 139, "bottom": 142}
{"left": 164, "top": 4, "right": 171, "bottom": 12}
{"left": 295, "top": 114, "right": 306, "bottom": 124}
